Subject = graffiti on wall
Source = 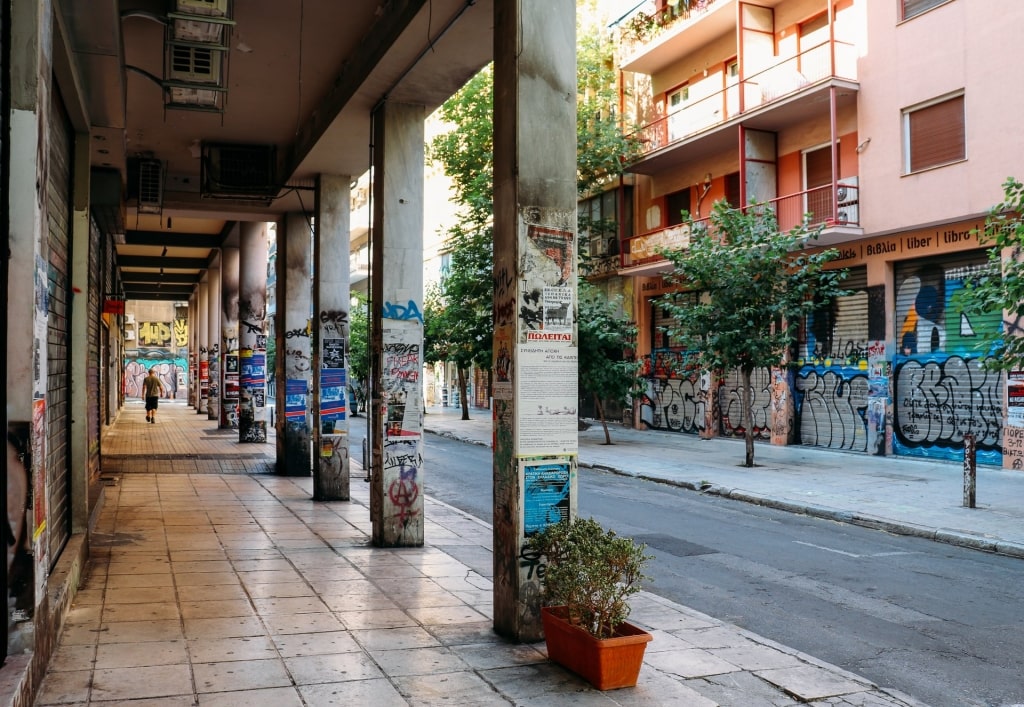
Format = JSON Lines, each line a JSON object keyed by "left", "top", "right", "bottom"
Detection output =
{"left": 795, "top": 366, "right": 870, "bottom": 452}
{"left": 6, "top": 423, "right": 33, "bottom": 612}
{"left": 893, "top": 259, "right": 1003, "bottom": 464}
{"left": 137, "top": 321, "right": 174, "bottom": 347}
{"left": 124, "top": 357, "right": 187, "bottom": 399}
{"left": 794, "top": 278, "right": 886, "bottom": 453}
{"left": 640, "top": 350, "right": 707, "bottom": 434}
{"left": 719, "top": 367, "right": 773, "bottom": 440}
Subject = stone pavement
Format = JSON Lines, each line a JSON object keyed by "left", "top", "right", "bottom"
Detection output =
{"left": 32, "top": 401, "right": 928, "bottom": 706}
{"left": 423, "top": 405, "right": 1024, "bottom": 559}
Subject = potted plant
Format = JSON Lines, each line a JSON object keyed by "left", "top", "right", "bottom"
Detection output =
{"left": 527, "top": 517, "right": 654, "bottom": 690}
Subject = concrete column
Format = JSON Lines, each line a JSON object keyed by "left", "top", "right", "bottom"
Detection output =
{"left": 369, "top": 103, "right": 426, "bottom": 547}
{"left": 492, "top": 0, "right": 578, "bottom": 641}
{"left": 197, "top": 278, "right": 209, "bottom": 415}
{"left": 277, "top": 213, "right": 312, "bottom": 475}
{"left": 312, "top": 175, "right": 351, "bottom": 499}
{"left": 220, "top": 246, "right": 240, "bottom": 428}
{"left": 238, "top": 222, "right": 269, "bottom": 443}
{"left": 207, "top": 255, "right": 221, "bottom": 422}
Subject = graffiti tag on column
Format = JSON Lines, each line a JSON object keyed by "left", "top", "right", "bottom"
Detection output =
{"left": 241, "top": 320, "right": 262, "bottom": 335}
{"left": 382, "top": 300, "right": 423, "bottom": 323}
{"left": 893, "top": 355, "right": 1002, "bottom": 448}
{"left": 387, "top": 465, "right": 420, "bottom": 525}
{"left": 319, "top": 310, "right": 348, "bottom": 335}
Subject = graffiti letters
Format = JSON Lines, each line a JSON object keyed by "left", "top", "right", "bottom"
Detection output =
{"left": 893, "top": 355, "right": 1002, "bottom": 454}
{"left": 718, "top": 367, "right": 773, "bottom": 440}
{"left": 794, "top": 368, "right": 870, "bottom": 452}
{"left": 382, "top": 300, "right": 423, "bottom": 323}
{"left": 241, "top": 320, "right": 263, "bottom": 335}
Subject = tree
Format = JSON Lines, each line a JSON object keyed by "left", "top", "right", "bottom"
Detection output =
{"left": 954, "top": 177, "right": 1024, "bottom": 371}
{"left": 657, "top": 201, "right": 849, "bottom": 467}
{"left": 347, "top": 291, "right": 369, "bottom": 415}
{"left": 423, "top": 226, "right": 494, "bottom": 421}
{"left": 577, "top": 281, "right": 645, "bottom": 444}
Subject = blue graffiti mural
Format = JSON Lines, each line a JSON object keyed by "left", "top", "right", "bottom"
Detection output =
{"left": 382, "top": 299, "right": 423, "bottom": 323}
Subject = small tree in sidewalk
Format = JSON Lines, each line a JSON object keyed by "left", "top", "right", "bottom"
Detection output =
{"left": 577, "top": 281, "right": 645, "bottom": 444}
{"left": 657, "top": 200, "right": 848, "bottom": 467}
{"left": 953, "top": 177, "right": 1024, "bottom": 371}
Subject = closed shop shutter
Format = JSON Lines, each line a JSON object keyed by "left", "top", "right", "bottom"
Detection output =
{"left": 718, "top": 366, "right": 773, "bottom": 440}
{"left": 46, "top": 87, "right": 73, "bottom": 566}
{"left": 794, "top": 266, "right": 875, "bottom": 452}
{"left": 893, "top": 251, "right": 1004, "bottom": 464}
{"left": 87, "top": 219, "right": 102, "bottom": 500}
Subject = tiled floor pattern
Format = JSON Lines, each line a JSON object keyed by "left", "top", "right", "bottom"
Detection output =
{"left": 35, "top": 403, "right": 921, "bottom": 706}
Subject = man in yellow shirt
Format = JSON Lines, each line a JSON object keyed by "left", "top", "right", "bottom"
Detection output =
{"left": 143, "top": 368, "right": 165, "bottom": 423}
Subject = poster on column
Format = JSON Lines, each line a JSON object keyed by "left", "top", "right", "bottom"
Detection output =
{"left": 323, "top": 338, "right": 345, "bottom": 369}
{"left": 285, "top": 379, "right": 308, "bottom": 421}
{"left": 320, "top": 368, "right": 347, "bottom": 433}
{"left": 516, "top": 345, "right": 578, "bottom": 456}
{"left": 521, "top": 460, "right": 572, "bottom": 535}
{"left": 383, "top": 322, "right": 423, "bottom": 441}
{"left": 1008, "top": 370, "right": 1024, "bottom": 427}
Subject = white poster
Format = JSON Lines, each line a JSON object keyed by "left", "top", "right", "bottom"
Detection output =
{"left": 516, "top": 345, "right": 578, "bottom": 455}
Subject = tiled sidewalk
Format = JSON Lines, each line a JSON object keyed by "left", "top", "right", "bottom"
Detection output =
{"left": 35, "top": 403, "right": 925, "bottom": 706}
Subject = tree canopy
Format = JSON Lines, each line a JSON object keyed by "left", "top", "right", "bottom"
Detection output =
{"left": 657, "top": 201, "right": 848, "bottom": 466}
{"left": 954, "top": 177, "right": 1024, "bottom": 372}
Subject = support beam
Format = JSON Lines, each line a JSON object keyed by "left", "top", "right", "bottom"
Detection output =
{"left": 238, "top": 222, "right": 269, "bottom": 443}
{"left": 220, "top": 246, "right": 240, "bottom": 429}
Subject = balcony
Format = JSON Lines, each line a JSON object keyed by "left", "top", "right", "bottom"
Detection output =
{"left": 617, "top": 0, "right": 733, "bottom": 74}
{"left": 629, "top": 40, "right": 858, "bottom": 175}
{"left": 620, "top": 180, "right": 861, "bottom": 275}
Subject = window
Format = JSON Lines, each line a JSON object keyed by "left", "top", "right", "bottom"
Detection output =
{"left": 578, "top": 189, "right": 622, "bottom": 257}
{"left": 804, "top": 144, "right": 838, "bottom": 223}
{"left": 903, "top": 93, "right": 965, "bottom": 173}
{"left": 666, "top": 188, "right": 691, "bottom": 226}
{"left": 901, "top": 0, "right": 952, "bottom": 21}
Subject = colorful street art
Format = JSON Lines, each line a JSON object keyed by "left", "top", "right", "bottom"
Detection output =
{"left": 893, "top": 258, "right": 1003, "bottom": 464}
{"left": 124, "top": 357, "right": 188, "bottom": 399}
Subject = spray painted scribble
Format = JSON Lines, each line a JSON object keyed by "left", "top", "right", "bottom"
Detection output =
{"left": 794, "top": 367, "right": 870, "bottom": 452}
{"left": 718, "top": 367, "right": 773, "bottom": 440}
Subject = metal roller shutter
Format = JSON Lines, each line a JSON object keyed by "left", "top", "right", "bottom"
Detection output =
{"left": 46, "top": 87, "right": 73, "bottom": 566}
{"left": 718, "top": 366, "right": 772, "bottom": 440}
{"left": 893, "top": 251, "right": 1004, "bottom": 464}
{"left": 87, "top": 219, "right": 101, "bottom": 497}
{"left": 794, "top": 266, "right": 875, "bottom": 452}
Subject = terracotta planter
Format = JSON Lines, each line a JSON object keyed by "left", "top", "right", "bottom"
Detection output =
{"left": 541, "top": 605, "right": 652, "bottom": 690}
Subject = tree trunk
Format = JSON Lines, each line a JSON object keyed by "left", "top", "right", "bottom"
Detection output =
{"left": 458, "top": 366, "right": 470, "bottom": 421}
{"left": 742, "top": 367, "right": 755, "bottom": 467}
{"left": 595, "top": 393, "right": 613, "bottom": 445}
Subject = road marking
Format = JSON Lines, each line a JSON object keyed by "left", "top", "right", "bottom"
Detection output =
{"left": 793, "top": 541, "right": 920, "bottom": 559}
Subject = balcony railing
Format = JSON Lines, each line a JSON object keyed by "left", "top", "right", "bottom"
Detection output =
{"left": 616, "top": 0, "right": 722, "bottom": 61}
{"left": 631, "top": 40, "right": 857, "bottom": 156}
{"left": 621, "top": 181, "right": 860, "bottom": 271}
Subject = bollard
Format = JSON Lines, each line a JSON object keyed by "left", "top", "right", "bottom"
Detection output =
{"left": 963, "top": 433, "right": 976, "bottom": 508}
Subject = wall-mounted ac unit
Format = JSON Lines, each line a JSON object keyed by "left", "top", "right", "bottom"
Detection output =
{"left": 837, "top": 204, "right": 859, "bottom": 225}
{"left": 201, "top": 143, "right": 279, "bottom": 199}
{"left": 837, "top": 176, "right": 858, "bottom": 204}
{"left": 137, "top": 158, "right": 164, "bottom": 215}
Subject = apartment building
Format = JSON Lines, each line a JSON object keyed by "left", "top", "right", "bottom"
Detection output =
{"left": 612, "top": 0, "right": 1024, "bottom": 468}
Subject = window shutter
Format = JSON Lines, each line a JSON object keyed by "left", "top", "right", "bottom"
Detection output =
{"left": 909, "top": 95, "right": 964, "bottom": 172}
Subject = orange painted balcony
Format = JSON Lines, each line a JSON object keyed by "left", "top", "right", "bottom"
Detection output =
{"left": 619, "top": 180, "right": 861, "bottom": 276}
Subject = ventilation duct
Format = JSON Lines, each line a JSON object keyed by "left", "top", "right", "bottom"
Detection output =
{"left": 137, "top": 158, "right": 165, "bottom": 214}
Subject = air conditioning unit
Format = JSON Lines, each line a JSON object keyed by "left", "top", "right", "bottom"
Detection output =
{"left": 201, "top": 143, "right": 279, "bottom": 199}
{"left": 837, "top": 204, "right": 859, "bottom": 225}
{"left": 137, "top": 159, "right": 164, "bottom": 215}
{"left": 837, "top": 176, "right": 858, "bottom": 204}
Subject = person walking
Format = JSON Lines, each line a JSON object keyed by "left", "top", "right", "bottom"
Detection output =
{"left": 143, "top": 368, "right": 164, "bottom": 424}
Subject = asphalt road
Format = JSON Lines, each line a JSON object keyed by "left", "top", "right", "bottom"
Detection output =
{"left": 353, "top": 424, "right": 1024, "bottom": 707}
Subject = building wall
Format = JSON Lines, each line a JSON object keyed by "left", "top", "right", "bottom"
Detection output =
{"left": 858, "top": 0, "right": 1024, "bottom": 234}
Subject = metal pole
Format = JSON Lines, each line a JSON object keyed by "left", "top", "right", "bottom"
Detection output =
{"left": 963, "top": 433, "right": 976, "bottom": 508}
